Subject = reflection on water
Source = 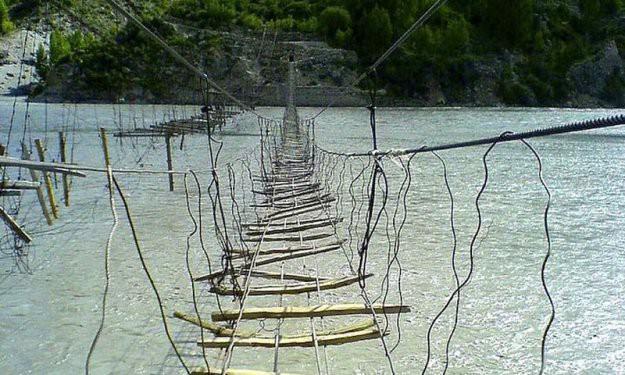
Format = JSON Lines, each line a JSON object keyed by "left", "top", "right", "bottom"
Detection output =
{"left": 1, "top": 99, "right": 624, "bottom": 374}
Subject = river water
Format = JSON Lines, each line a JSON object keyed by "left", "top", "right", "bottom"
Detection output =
{"left": 1, "top": 99, "right": 624, "bottom": 374}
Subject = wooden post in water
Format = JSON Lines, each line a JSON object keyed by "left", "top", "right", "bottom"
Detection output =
{"left": 34, "top": 139, "right": 59, "bottom": 219}
{"left": 58, "top": 131, "right": 70, "bottom": 207}
{"left": 99, "top": 128, "right": 111, "bottom": 168}
{"left": 21, "top": 144, "right": 53, "bottom": 225}
{"left": 165, "top": 133, "right": 174, "bottom": 191}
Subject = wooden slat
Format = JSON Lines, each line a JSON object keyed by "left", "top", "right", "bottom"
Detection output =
{"left": 0, "top": 206, "right": 33, "bottom": 243}
{"left": 191, "top": 368, "right": 303, "bottom": 375}
{"left": 248, "top": 270, "right": 330, "bottom": 282}
{"left": 245, "top": 232, "right": 334, "bottom": 243}
{"left": 0, "top": 156, "right": 87, "bottom": 177}
{"left": 176, "top": 311, "right": 374, "bottom": 339}
{"left": 244, "top": 218, "right": 340, "bottom": 236}
{"left": 194, "top": 242, "right": 344, "bottom": 282}
{"left": 197, "top": 326, "right": 386, "bottom": 348}
{"left": 211, "top": 304, "right": 411, "bottom": 321}
{"left": 0, "top": 180, "right": 41, "bottom": 190}
{"left": 211, "top": 274, "right": 372, "bottom": 296}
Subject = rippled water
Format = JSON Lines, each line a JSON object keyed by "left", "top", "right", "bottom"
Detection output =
{"left": 1, "top": 99, "right": 624, "bottom": 374}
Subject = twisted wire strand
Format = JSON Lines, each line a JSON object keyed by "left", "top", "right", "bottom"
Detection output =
{"left": 111, "top": 175, "right": 191, "bottom": 374}
{"left": 85, "top": 166, "right": 118, "bottom": 374}
{"left": 421, "top": 139, "right": 502, "bottom": 374}
{"left": 519, "top": 140, "right": 555, "bottom": 375}
{"left": 183, "top": 172, "right": 211, "bottom": 372}
{"left": 431, "top": 151, "right": 460, "bottom": 374}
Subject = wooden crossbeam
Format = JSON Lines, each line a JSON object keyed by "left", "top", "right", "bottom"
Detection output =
{"left": 211, "top": 303, "right": 411, "bottom": 321}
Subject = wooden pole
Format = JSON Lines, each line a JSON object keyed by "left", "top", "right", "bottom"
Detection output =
{"left": 0, "top": 206, "right": 33, "bottom": 243}
{"left": 21, "top": 145, "right": 53, "bottom": 226}
{"left": 99, "top": 128, "right": 111, "bottom": 167}
{"left": 34, "top": 139, "right": 59, "bottom": 219}
{"left": 58, "top": 131, "right": 70, "bottom": 207}
{"left": 165, "top": 133, "right": 174, "bottom": 191}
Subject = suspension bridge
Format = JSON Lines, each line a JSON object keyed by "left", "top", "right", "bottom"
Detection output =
{"left": 2, "top": 0, "right": 625, "bottom": 374}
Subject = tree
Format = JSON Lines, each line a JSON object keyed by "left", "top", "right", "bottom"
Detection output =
{"left": 35, "top": 44, "right": 49, "bottom": 80}
{"left": 481, "top": 0, "right": 535, "bottom": 48}
{"left": 357, "top": 5, "right": 393, "bottom": 62}
{"left": 0, "top": 0, "right": 14, "bottom": 35}
{"left": 49, "top": 30, "right": 71, "bottom": 64}
{"left": 318, "top": 6, "right": 351, "bottom": 47}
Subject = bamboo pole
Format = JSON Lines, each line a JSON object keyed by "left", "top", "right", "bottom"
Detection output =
{"left": 58, "top": 131, "right": 70, "bottom": 206}
{"left": 21, "top": 146, "right": 53, "bottom": 225}
{"left": 34, "top": 140, "right": 59, "bottom": 219}
{"left": 165, "top": 133, "right": 174, "bottom": 191}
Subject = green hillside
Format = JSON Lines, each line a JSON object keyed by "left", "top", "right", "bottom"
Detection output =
{"left": 4, "top": 0, "right": 625, "bottom": 106}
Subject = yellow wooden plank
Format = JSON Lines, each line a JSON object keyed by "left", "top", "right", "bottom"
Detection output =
{"left": 211, "top": 303, "right": 411, "bottom": 322}
{"left": 197, "top": 327, "right": 386, "bottom": 348}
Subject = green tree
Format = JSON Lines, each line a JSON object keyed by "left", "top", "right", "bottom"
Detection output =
{"left": 35, "top": 44, "right": 49, "bottom": 80}
{"left": 50, "top": 30, "right": 71, "bottom": 64}
{"left": 318, "top": 6, "right": 351, "bottom": 47}
{"left": 0, "top": 0, "right": 14, "bottom": 35}
{"left": 357, "top": 6, "right": 393, "bottom": 62}
{"left": 481, "top": 0, "right": 535, "bottom": 48}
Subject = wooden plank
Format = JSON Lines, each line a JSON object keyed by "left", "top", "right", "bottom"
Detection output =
{"left": 0, "top": 156, "right": 87, "bottom": 177}
{"left": 58, "top": 132, "right": 70, "bottom": 207}
{"left": 0, "top": 180, "right": 41, "bottom": 190}
{"left": 175, "top": 312, "right": 374, "bottom": 338}
{"left": 191, "top": 368, "right": 303, "bottom": 375}
{"left": 245, "top": 242, "right": 343, "bottom": 268}
{"left": 244, "top": 232, "right": 334, "bottom": 243}
{"left": 244, "top": 218, "right": 340, "bottom": 236}
{"left": 211, "top": 304, "right": 411, "bottom": 322}
{"left": 269, "top": 203, "right": 331, "bottom": 221}
{"left": 0, "top": 206, "right": 33, "bottom": 243}
{"left": 0, "top": 190, "right": 21, "bottom": 196}
{"left": 211, "top": 274, "right": 372, "bottom": 296}
{"left": 248, "top": 270, "right": 330, "bottom": 282}
{"left": 21, "top": 146, "right": 53, "bottom": 226}
{"left": 242, "top": 217, "right": 339, "bottom": 228}
{"left": 165, "top": 134, "right": 174, "bottom": 191}
{"left": 173, "top": 311, "right": 256, "bottom": 338}
{"left": 197, "top": 326, "right": 386, "bottom": 348}
{"left": 193, "top": 242, "right": 344, "bottom": 282}
{"left": 34, "top": 140, "right": 59, "bottom": 219}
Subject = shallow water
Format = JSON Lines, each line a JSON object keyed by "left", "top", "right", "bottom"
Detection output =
{"left": 1, "top": 99, "right": 624, "bottom": 374}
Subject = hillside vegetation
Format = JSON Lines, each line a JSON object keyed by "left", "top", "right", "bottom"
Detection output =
{"left": 4, "top": 0, "right": 625, "bottom": 106}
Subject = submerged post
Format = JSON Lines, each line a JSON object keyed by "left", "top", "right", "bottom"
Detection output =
{"left": 21, "top": 144, "right": 53, "bottom": 225}
{"left": 34, "top": 139, "right": 59, "bottom": 219}
{"left": 58, "top": 131, "right": 70, "bottom": 207}
{"left": 99, "top": 128, "right": 111, "bottom": 167}
{"left": 165, "top": 133, "right": 174, "bottom": 191}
